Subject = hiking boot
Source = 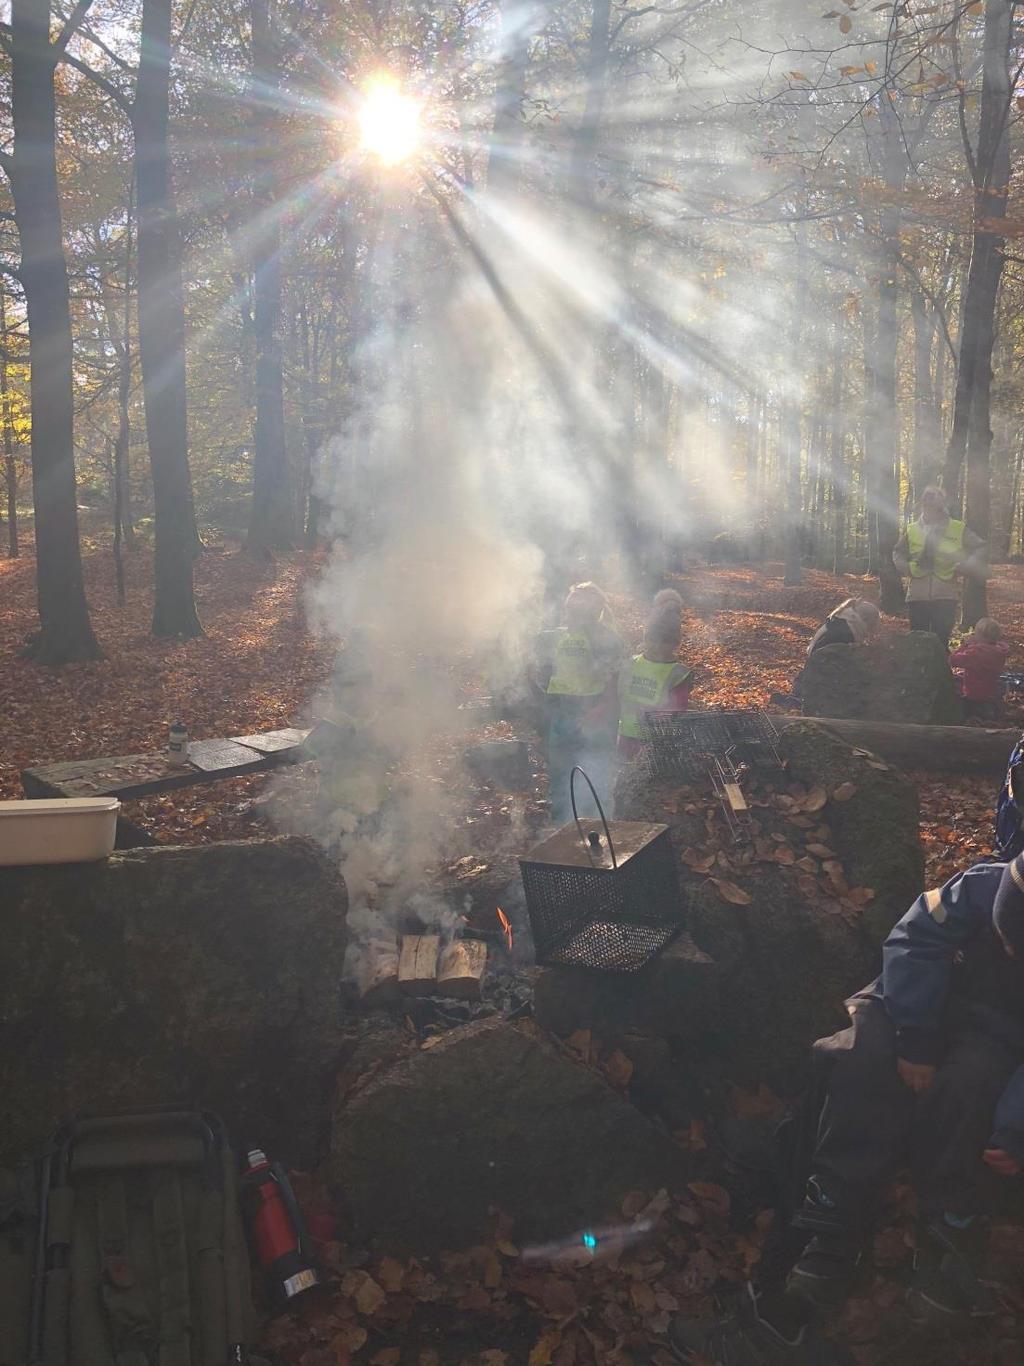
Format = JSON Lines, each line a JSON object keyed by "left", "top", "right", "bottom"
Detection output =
{"left": 785, "top": 1231, "right": 861, "bottom": 1313}
{"left": 906, "top": 1217, "right": 999, "bottom": 1327}
{"left": 669, "top": 1283, "right": 851, "bottom": 1365}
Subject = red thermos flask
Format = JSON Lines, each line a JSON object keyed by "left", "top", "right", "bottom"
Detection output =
{"left": 242, "top": 1148, "right": 321, "bottom": 1305}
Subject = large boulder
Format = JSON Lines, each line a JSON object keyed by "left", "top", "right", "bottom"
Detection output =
{"left": 780, "top": 720, "right": 924, "bottom": 940}
{"left": 330, "top": 1017, "right": 687, "bottom": 1254}
{"left": 611, "top": 723, "right": 924, "bottom": 1090}
{"left": 801, "top": 631, "right": 960, "bottom": 725}
{"left": 0, "top": 836, "right": 348, "bottom": 1165}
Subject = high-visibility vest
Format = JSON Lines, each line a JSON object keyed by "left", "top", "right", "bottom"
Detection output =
{"left": 618, "top": 656, "right": 693, "bottom": 739}
{"left": 907, "top": 518, "right": 965, "bottom": 581}
{"left": 546, "top": 630, "right": 609, "bottom": 698}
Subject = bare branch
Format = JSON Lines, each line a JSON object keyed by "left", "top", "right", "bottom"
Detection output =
{"left": 54, "top": 0, "right": 97, "bottom": 56}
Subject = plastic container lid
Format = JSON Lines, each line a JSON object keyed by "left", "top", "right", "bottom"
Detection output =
{"left": 0, "top": 798, "right": 121, "bottom": 816}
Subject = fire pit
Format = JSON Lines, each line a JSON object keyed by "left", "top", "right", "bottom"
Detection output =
{"left": 519, "top": 770, "right": 682, "bottom": 972}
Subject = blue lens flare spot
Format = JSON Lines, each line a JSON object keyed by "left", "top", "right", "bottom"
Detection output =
{"left": 582, "top": 1232, "right": 597, "bottom": 1250}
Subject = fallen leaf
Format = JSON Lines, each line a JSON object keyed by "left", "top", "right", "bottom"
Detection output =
{"left": 529, "top": 1330, "right": 562, "bottom": 1366}
{"left": 802, "top": 786, "right": 828, "bottom": 812}
{"left": 710, "top": 877, "right": 752, "bottom": 905}
{"left": 331, "top": 1325, "right": 368, "bottom": 1357}
{"left": 687, "top": 1181, "right": 730, "bottom": 1220}
{"left": 806, "top": 843, "right": 837, "bottom": 859}
{"left": 832, "top": 782, "right": 857, "bottom": 802}
{"left": 354, "top": 1273, "right": 387, "bottom": 1316}
{"left": 377, "top": 1256, "right": 406, "bottom": 1293}
{"left": 682, "top": 846, "right": 716, "bottom": 873}
{"left": 565, "top": 1029, "right": 592, "bottom": 1060}
{"left": 418, "top": 1353, "right": 441, "bottom": 1366}
{"left": 823, "top": 860, "right": 849, "bottom": 893}
{"left": 772, "top": 845, "right": 796, "bottom": 865}
{"left": 370, "top": 1352, "right": 400, "bottom": 1366}
{"left": 846, "top": 886, "right": 875, "bottom": 905}
{"left": 604, "top": 1049, "right": 635, "bottom": 1089}
{"left": 630, "top": 1281, "right": 657, "bottom": 1313}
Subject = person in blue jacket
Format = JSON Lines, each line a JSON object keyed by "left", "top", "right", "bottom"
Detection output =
{"left": 672, "top": 856, "right": 1024, "bottom": 1365}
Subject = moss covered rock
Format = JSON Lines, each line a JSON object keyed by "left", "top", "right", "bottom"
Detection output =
{"left": 0, "top": 837, "right": 348, "bottom": 1165}
{"left": 780, "top": 720, "right": 924, "bottom": 941}
{"left": 330, "top": 1016, "right": 687, "bottom": 1253}
{"left": 801, "top": 631, "right": 960, "bottom": 725}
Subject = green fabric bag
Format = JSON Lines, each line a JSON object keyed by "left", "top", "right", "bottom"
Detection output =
{"left": 0, "top": 1110, "right": 259, "bottom": 1366}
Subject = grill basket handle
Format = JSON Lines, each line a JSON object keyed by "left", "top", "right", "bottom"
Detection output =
{"left": 570, "top": 766, "right": 618, "bottom": 869}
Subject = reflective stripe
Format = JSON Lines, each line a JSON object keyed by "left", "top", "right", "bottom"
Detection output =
{"left": 924, "top": 887, "right": 946, "bottom": 923}
{"left": 907, "top": 519, "right": 965, "bottom": 581}
{"left": 618, "top": 657, "right": 692, "bottom": 739}
{"left": 546, "top": 632, "right": 607, "bottom": 698}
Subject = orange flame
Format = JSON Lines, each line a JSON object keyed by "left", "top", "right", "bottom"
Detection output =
{"left": 496, "top": 907, "right": 514, "bottom": 952}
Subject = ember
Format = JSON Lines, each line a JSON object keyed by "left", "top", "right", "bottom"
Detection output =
{"left": 496, "top": 906, "right": 514, "bottom": 952}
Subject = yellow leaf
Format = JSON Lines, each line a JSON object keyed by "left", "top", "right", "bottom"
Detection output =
{"left": 529, "top": 1330, "right": 562, "bottom": 1366}
{"left": 832, "top": 781, "right": 857, "bottom": 802}
{"left": 605, "top": 1049, "right": 635, "bottom": 1089}
{"left": 377, "top": 1256, "right": 405, "bottom": 1293}
{"left": 839, "top": 14, "right": 852, "bottom": 32}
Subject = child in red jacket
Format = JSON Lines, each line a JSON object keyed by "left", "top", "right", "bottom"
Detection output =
{"left": 950, "top": 618, "right": 1009, "bottom": 721}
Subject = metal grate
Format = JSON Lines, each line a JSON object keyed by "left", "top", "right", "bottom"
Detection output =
{"left": 519, "top": 820, "right": 682, "bottom": 972}
{"left": 638, "top": 709, "right": 783, "bottom": 782}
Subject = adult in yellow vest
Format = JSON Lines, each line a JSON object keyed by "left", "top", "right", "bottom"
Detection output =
{"left": 535, "top": 582, "right": 623, "bottom": 822}
{"left": 618, "top": 602, "right": 694, "bottom": 761}
{"left": 892, "top": 486, "right": 986, "bottom": 649}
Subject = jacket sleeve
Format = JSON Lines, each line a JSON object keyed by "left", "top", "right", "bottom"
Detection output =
{"left": 881, "top": 872, "right": 987, "bottom": 1063}
{"left": 892, "top": 532, "right": 910, "bottom": 577}
{"left": 991, "top": 1067, "right": 1024, "bottom": 1162}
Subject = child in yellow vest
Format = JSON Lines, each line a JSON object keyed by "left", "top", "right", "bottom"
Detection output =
{"left": 618, "top": 602, "right": 694, "bottom": 761}
{"left": 535, "top": 582, "right": 623, "bottom": 821}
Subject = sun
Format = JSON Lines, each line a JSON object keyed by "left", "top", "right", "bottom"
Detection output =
{"left": 358, "top": 77, "right": 423, "bottom": 166}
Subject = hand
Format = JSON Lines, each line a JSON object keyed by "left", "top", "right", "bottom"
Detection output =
{"left": 897, "top": 1059, "right": 937, "bottom": 1095}
{"left": 983, "top": 1148, "right": 1022, "bottom": 1178}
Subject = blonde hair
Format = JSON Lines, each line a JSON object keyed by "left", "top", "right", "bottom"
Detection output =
{"left": 974, "top": 617, "right": 1002, "bottom": 644}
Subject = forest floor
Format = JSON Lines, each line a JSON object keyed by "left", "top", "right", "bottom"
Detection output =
{"left": 2, "top": 538, "right": 1021, "bottom": 878}
{"left": 4, "top": 539, "right": 1024, "bottom": 1366}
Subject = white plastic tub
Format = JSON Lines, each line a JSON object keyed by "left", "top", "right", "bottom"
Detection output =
{"left": 0, "top": 797, "right": 121, "bottom": 866}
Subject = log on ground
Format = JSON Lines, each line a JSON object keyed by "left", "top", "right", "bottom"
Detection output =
{"left": 771, "top": 715, "right": 1017, "bottom": 775}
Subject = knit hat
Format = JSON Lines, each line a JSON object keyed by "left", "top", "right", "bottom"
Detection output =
{"left": 993, "top": 856, "right": 1024, "bottom": 957}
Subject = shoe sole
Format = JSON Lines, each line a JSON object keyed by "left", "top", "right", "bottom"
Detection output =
{"left": 905, "top": 1285, "right": 998, "bottom": 1331}
{"left": 785, "top": 1265, "right": 851, "bottom": 1313}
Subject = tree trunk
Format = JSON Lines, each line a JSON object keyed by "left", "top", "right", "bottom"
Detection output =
{"left": 109, "top": 436, "right": 126, "bottom": 607}
{"left": 828, "top": 315, "right": 846, "bottom": 576}
{"left": 782, "top": 234, "right": 805, "bottom": 586}
{"left": 246, "top": 0, "right": 293, "bottom": 554}
{"left": 133, "top": 0, "right": 203, "bottom": 638}
{"left": 571, "top": 0, "right": 611, "bottom": 199}
{"left": 0, "top": 288, "right": 19, "bottom": 559}
{"left": 868, "top": 91, "right": 906, "bottom": 614}
{"left": 946, "top": 0, "right": 1012, "bottom": 625}
{"left": 8, "top": 0, "right": 99, "bottom": 661}
{"left": 117, "top": 188, "right": 135, "bottom": 549}
{"left": 486, "top": 0, "right": 544, "bottom": 196}
{"left": 909, "top": 284, "right": 941, "bottom": 501}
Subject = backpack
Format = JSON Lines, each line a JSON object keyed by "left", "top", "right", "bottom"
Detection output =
{"left": 0, "top": 1109, "right": 259, "bottom": 1366}
{"left": 995, "top": 736, "right": 1024, "bottom": 861}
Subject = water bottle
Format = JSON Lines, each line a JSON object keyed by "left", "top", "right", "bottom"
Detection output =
{"left": 168, "top": 722, "right": 189, "bottom": 766}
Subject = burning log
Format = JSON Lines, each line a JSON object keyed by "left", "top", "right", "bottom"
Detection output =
{"left": 358, "top": 940, "right": 401, "bottom": 1006}
{"left": 398, "top": 934, "right": 440, "bottom": 995}
{"left": 436, "top": 939, "right": 488, "bottom": 1001}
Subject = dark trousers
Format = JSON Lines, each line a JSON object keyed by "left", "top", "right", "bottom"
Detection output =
{"left": 907, "top": 599, "right": 958, "bottom": 650}
{"left": 809, "top": 998, "right": 1017, "bottom": 1223}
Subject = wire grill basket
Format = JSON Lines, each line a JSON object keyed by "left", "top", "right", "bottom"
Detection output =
{"left": 639, "top": 709, "right": 783, "bottom": 782}
{"left": 519, "top": 769, "right": 683, "bottom": 973}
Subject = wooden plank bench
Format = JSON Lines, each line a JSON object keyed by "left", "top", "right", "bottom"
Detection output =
{"left": 20, "top": 728, "right": 312, "bottom": 800}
